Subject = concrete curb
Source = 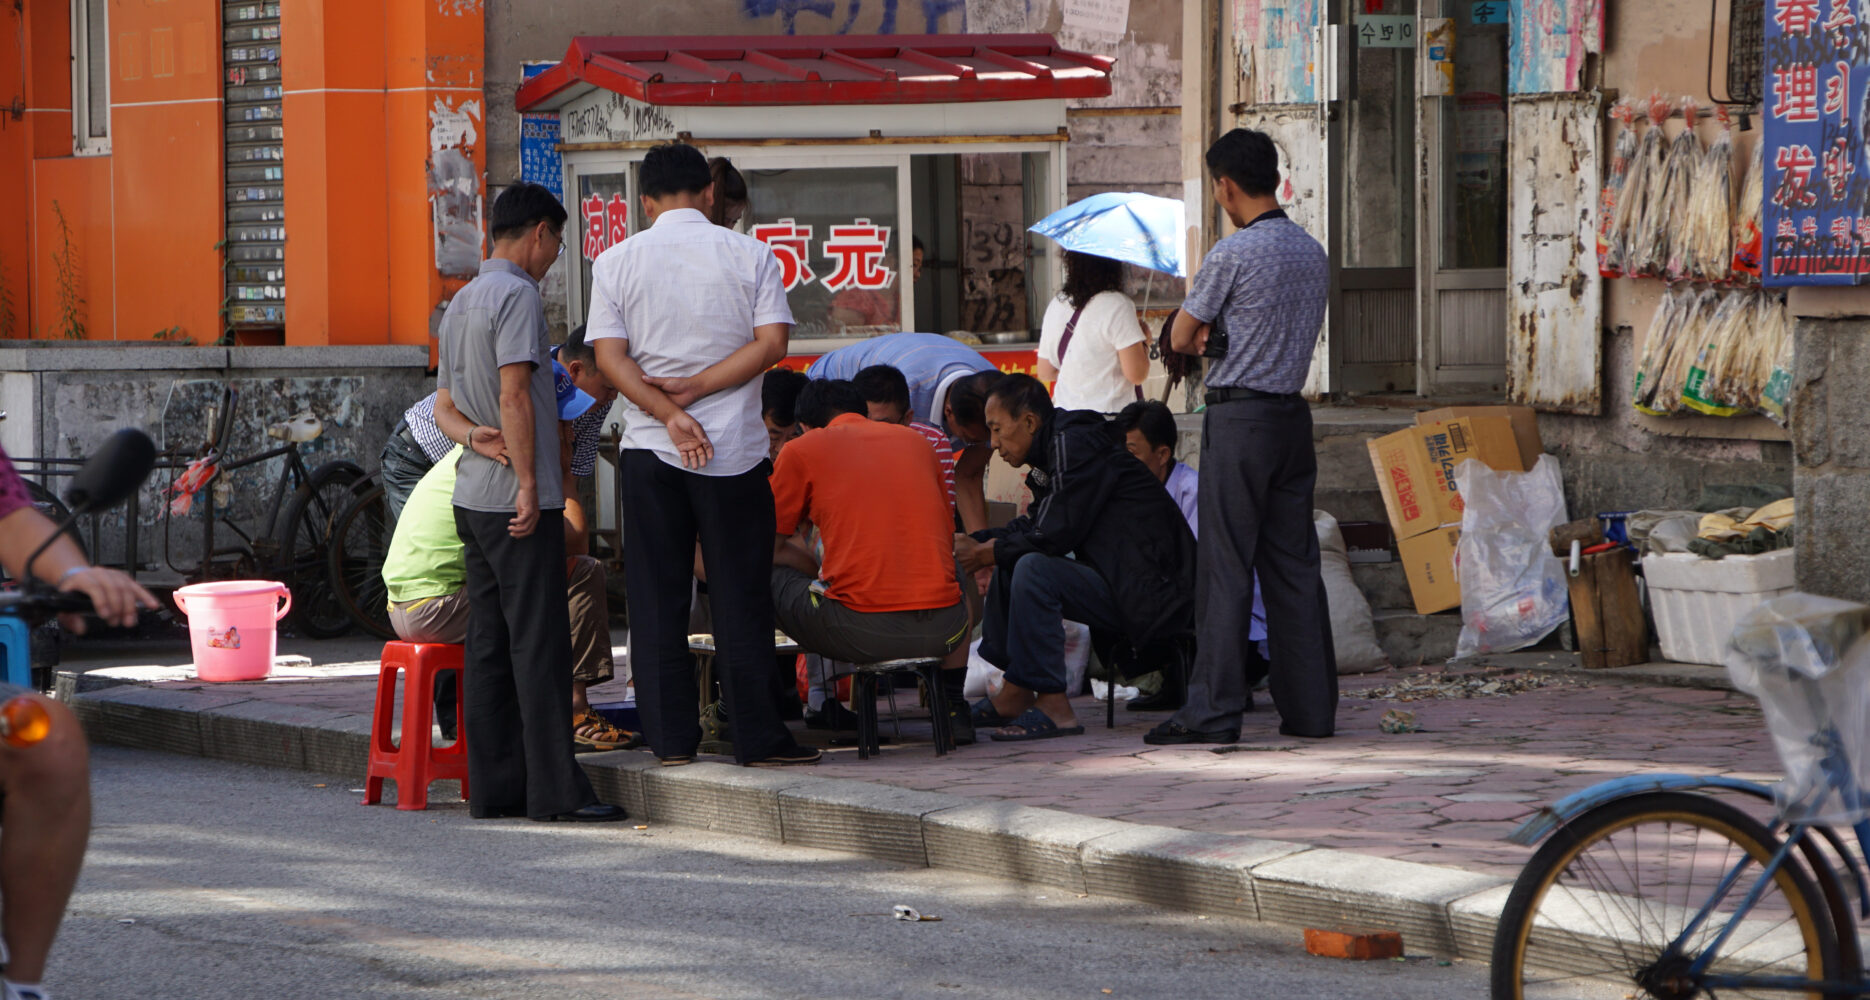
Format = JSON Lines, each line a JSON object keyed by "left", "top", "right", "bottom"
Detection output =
{"left": 69, "top": 682, "right": 1519, "bottom": 961}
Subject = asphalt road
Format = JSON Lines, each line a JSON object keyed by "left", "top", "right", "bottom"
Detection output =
{"left": 45, "top": 747, "right": 1604, "bottom": 999}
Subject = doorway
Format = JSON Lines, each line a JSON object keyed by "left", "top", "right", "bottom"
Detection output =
{"left": 1327, "top": 0, "right": 1508, "bottom": 397}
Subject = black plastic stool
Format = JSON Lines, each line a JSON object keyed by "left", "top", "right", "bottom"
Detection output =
{"left": 847, "top": 658, "right": 949, "bottom": 760}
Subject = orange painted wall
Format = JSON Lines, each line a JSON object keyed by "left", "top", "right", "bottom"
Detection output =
{"left": 4, "top": 1, "right": 484, "bottom": 344}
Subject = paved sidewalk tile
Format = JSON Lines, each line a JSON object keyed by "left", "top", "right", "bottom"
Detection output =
{"left": 61, "top": 642, "right": 1781, "bottom": 880}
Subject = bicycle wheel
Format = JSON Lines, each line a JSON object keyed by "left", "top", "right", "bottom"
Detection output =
{"left": 1491, "top": 791, "right": 1848, "bottom": 1000}
{"left": 274, "top": 459, "right": 363, "bottom": 639}
{"left": 326, "top": 478, "right": 396, "bottom": 641}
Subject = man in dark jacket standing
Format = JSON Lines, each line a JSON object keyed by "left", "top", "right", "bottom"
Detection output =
{"left": 956, "top": 375, "right": 1196, "bottom": 741}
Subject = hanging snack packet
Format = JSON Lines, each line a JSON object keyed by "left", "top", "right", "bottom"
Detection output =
{"left": 1642, "top": 98, "right": 1700, "bottom": 280}
{"left": 1760, "top": 293, "right": 1794, "bottom": 425}
{"left": 1617, "top": 94, "right": 1669, "bottom": 278}
{"left": 1733, "top": 137, "right": 1764, "bottom": 281}
{"left": 1682, "top": 105, "right": 1734, "bottom": 282}
{"left": 1682, "top": 289, "right": 1750, "bottom": 416}
{"left": 1598, "top": 101, "right": 1638, "bottom": 278}
{"left": 1633, "top": 288, "right": 1689, "bottom": 414}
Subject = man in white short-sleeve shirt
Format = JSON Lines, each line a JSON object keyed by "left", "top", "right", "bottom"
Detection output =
{"left": 587, "top": 142, "right": 819, "bottom": 769}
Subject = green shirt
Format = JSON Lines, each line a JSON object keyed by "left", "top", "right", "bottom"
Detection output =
{"left": 382, "top": 446, "right": 467, "bottom": 604}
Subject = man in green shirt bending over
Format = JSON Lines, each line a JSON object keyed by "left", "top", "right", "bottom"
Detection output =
{"left": 382, "top": 362, "right": 636, "bottom": 753}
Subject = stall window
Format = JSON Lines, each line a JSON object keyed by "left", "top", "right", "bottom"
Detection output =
{"left": 743, "top": 166, "right": 901, "bottom": 339}
{"left": 576, "top": 172, "right": 631, "bottom": 318}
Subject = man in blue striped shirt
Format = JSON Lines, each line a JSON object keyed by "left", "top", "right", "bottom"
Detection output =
{"left": 806, "top": 332, "right": 1003, "bottom": 532}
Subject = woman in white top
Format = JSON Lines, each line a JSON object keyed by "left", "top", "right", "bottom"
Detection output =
{"left": 1036, "top": 251, "right": 1149, "bottom": 412}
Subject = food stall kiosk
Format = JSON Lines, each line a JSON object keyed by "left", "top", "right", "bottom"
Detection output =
{"left": 515, "top": 34, "right": 1114, "bottom": 371}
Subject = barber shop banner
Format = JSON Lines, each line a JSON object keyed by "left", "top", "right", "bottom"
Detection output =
{"left": 1763, "top": 0, "right": 1870, "bottom": 285}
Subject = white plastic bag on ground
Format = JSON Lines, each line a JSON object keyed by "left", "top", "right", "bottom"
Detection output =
{"left": 1725, "top": 593, "right": 1870, "bottom": 825}
{"left": 1314, "top": 511, "right": 1390, "bottom": 674}
{"left": 963, "top": 637, "right": 1003, "bottom": 699}
{"left": 960, "top": 622, "right": 1091, "bottom": 697}
{"left": 1454, "top": 455, "right": 1571, "bottom": 659}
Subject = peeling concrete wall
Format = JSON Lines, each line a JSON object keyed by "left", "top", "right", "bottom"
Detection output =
{"left": 1, "top": 345, "right": 429, "bottom": 571}
{"left": 1505, "top": 93, "right": 1600, "bottom": 414}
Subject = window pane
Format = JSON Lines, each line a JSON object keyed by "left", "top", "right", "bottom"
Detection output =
{"left": 744, "top": 166, "right": 901, "bottom": 339}
{"left": 85, "top": 0, "right": 108, "bottom": 138}
{"left": 575, "top": 172, "right": 631, "bottom": 318}
{"left": 1439, "top": 16, "right": 1507, "bottom": 270}
{"left": 1342, "top": 0, "right": 1417, "bottom": 268}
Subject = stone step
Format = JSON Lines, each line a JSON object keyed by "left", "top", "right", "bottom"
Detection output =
{"left": 1316, "top": 488, "right": 1390, "bottom": 527}
{"left": 1374, "top": 608, "right": 1462, "bottom": 667}
{"left": 1350, "top": 559, "right": 1412, "bottom": 611}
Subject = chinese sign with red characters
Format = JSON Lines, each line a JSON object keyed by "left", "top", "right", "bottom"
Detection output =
{"left": 751, "top": 218, "right": 896, "bottom": 293}
{"left": 1764, "top": 0, "right": 1870, "bottom": 284}
{"left": 580, "top": 191, "right": 630, "bottom": 261}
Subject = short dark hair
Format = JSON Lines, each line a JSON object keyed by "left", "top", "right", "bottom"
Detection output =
{"left": 946, "top": 370, "right": 1005, "bottom": 430}
{"left": 761, "top": 368, "right": 811, "bottom": 425}
{"left": 1113, "top": 400, "right": 1177, "bottom": 453}
{"left": 489, "top": 182, "right": 568, "bottom": 242}
{"left": 558, "top": 324, "right": 594, "bottom": 366}
{"left": 1062, "top": 250, "right": 1125, "bottom": 310}
{"left": 851, "top": 364, "right": 911, "bottom": 413}
{"left": 1205, "top": 129, "right": 1281, "bottom": 199}
{"left": 709, "top": 157, "right": 747, "bottom": 226}
{"left": 641, "top": 143, "right": 713, "bottom": 200}
{"left": 794, "top": 378, "right": 867, "bottom": 430}
{"left": 988, "top": 373, "right": 1054, "bottom": 424}
{"left": 912, "top": 236, "right": 926, "bottom": 254}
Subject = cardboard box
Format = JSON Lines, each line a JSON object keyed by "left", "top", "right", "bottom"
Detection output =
{"left": 1415, "top": 405, "right": 1543, "bottom": 470}
{"left": 1397, "top": 526, "right": 1462, "bottom": 614}
{"left": 1366, "top": 416, "right": 1522, "bottom": 540}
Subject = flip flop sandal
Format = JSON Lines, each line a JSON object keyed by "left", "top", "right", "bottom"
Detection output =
{"left": 573, "top": 712, "right": 643, "bottom": 752}
{"left": 989, "top": 708, "right": 1085, "bottom": 742}
{"left": 970, "top": 696, "right": 1017, "bottom": 727}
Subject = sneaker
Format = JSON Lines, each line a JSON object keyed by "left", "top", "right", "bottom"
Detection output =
{"left": 804, "top": 699, "right": 861, "bottom": 732}
{"left": 572, "top": 711, "right": 642, "bottom": 752}
{"left": 1142, "top": 721, "right": 1239, "bottom": 745}
{"left": 745, "top": 746, "right": 823, "bottom": 767}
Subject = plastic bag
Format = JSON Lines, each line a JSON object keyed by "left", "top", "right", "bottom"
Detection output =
{"left": 1453, "top": 456, "right": 1571, "bottom": 659}
{"left": 1725, "top": 593, "right": 1870, "bottom": 824}
{"left": 1315, "top": 511, "right": 1390, "bottom": 674}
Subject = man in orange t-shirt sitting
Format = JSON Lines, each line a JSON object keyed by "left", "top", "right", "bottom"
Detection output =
{"left": 770, "top": 380, "right": 971, "bottom": 707}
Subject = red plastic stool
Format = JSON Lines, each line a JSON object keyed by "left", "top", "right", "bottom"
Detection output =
{"left": 363, "top": 641, "right": 469, "bottom": 810}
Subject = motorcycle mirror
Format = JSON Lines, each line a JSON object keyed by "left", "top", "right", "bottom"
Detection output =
{"left": 63, "top": 428, "right": 156, "bottom": 514}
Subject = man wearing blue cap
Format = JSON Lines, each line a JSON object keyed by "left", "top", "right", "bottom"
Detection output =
{"left": 431, "top": 182, "right": 625, "bottom": 822}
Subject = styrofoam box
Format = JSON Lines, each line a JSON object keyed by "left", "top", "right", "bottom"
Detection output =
{"left": 1642, "top": 548, "right": 1797, "bottom": 666}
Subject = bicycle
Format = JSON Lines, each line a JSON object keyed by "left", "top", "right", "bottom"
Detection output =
{"left": 1490, "top": 593, "right": 1870, "bottom": 1000}
{"left": 4, "top": 382, "right": 364, "bottom": 638}
{"left": 326, "top": 472, "right": 396, "bottom": 640}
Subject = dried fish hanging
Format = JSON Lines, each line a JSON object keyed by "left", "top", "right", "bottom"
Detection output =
{"left": 1648, "top": 289, "right": 1719, "bottom": 415}
{"left": 1615, "top": 95, "right": 1668, "bottom": 278}
{"left": 1633, "top": 288, "right": 1691, "bottom": 414}
{"left": 1733, "top": 137, "right": 1765, "bottom": 281}
{"left": 1678, "top": 106, "right": 1734, "bottom": 282}
{"left": 1598, "top": 101, "right": 1639, "bottom": 278}
{"left": 1633, "top": 98, "right": 1701, "bottom": 279}
{"left": 1759, "top": 294, "right": 1794, "bottom": 424}
{"left": 1682, "top": 290, "right": 1753, "bottom": 416}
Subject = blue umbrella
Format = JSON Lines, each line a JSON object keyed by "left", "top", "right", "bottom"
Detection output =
{"left": 1028, "top": 191, "right": 1186, "bottom": 278}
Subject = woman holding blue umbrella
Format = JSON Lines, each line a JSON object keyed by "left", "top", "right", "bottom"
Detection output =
{"left": 1036, "top": 250, "right": 1150, "bottom": 413}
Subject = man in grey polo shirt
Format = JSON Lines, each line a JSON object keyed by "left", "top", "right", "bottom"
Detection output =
{"left": 1145, "top": 129, "right": 1338, "bottom": 745}
{"left": 433, "top": 182, "right": 623, "bottom": 821}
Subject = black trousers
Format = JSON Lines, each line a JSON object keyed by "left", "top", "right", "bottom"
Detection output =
{"left": 620, "top": 450, "right": 798, "bottom": 764}
{"left": 1173, "top": 396, "right": 1338, "bottom": 737}
{"left": 454, "top": 506, "right": 597, "bottom": 818}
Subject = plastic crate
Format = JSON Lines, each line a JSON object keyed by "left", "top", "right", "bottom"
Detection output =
{"left": 1641, "top": 549, "right": 1796, "bottom": 666}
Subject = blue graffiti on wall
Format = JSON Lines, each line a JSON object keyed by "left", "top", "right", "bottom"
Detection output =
{"left": 743, "top": 0, "right": 969, "bottom": 35}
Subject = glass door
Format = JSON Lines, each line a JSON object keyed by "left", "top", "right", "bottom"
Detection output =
{"left": 1417, "top": 0, "right": 1508, "bottom": 393}
{"left": 1332, "top": 0, "right": 1419, "bottom": 393}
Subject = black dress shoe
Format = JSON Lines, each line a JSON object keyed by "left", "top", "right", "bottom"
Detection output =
{"left": 533, "top": 803, "right": 628, "bottom": 823}
{"left": 1142, "top": 721, "right": 1240, "bottom": 745}
{"left": 804, "top": 700, "right": 861, "bottom": 732}
{"left": 745, "top": 746, "right": 822, "bottom": 767}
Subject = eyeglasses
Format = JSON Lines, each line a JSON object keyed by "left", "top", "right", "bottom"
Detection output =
{"left": 556, "top": 240, "right": 566, "bottom": 258}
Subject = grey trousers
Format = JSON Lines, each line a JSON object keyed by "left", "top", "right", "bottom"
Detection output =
{"left": 1173, "top": 396, "right": 1337, "bottom": 737}
{"left": 771, "top": 567, "right": 969, "bottom": 666}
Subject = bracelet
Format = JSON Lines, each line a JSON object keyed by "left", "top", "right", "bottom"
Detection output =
{"left": 56, "top": 565, "right": 87, "bottom": 585}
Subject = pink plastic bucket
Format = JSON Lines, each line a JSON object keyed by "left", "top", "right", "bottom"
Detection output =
{"left": 173, "top": 581, "right": 292, "bottom": 682}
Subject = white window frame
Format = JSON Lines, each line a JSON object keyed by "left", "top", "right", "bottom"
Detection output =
{"left": 71, "top": 0, "right": 110, "bottom": 156}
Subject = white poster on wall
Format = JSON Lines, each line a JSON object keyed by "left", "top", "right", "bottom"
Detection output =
{"left": 1062, "top": 0, "right": 1130, "bottom": 37}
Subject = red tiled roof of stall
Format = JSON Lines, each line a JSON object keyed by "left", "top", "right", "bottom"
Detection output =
{"left": 515, "top": 34, "right": 1115, "bottom": 110}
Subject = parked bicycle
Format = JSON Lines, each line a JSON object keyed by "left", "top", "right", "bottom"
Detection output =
{"left": 326, "top": 472, "right": 396, "bottom": 640}
{"left": 1491, "top": 593, "right": 1870, "bottom": 999}
{"left": 4, "top": 382, "right": 364, "bottom": 638}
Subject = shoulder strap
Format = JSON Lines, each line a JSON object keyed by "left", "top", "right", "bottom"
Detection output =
{"left": 1057, "top": 304, "right": 1087, "bottom": 363}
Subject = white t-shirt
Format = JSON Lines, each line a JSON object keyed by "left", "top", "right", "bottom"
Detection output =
{"left": 584, "top": 208, "right": 795, "bottom": 477}
{"left": 1037, "top": 290, "right": 1146, "bottom": 413}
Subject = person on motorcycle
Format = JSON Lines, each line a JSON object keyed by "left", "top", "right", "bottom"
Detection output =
{"left": 0, "top": 444, "right": 156, "bottom": 1000}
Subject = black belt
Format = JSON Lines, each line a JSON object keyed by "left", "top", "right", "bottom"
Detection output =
{"left": 1204, "top": 386, "right": 1302, "bottom": 405}
{"left": 391, "top": 419, "right": 423, "bottom": 449}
